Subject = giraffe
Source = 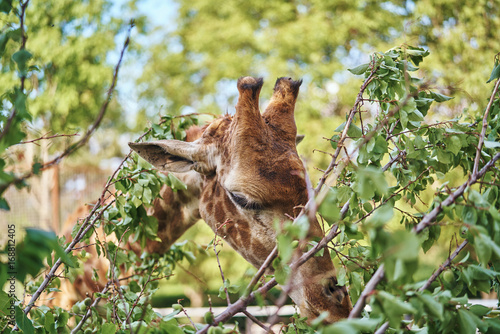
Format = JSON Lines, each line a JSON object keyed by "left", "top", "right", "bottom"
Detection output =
{"left": 130, "top": 76, "right": 352, "bottom": 323}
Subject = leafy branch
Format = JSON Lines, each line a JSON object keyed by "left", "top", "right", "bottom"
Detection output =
{"left": 348, "top": 75, "right": 500, "bottom": 322}
{"left": 13, "top": 23, "right": 134, "bottom": 329}
{"left": 0, "top": 20, "right": 134, "bottom": 198}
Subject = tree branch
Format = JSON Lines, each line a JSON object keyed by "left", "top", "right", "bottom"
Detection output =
{"left": 18, "top": 132, "right": 79, "bottom": 145}
{"left": 315, "top": 62, "right": 379, "bottom": 195}
{"left": 418, "top": 240, "right": 468, "bottom": 292}
{"left": 0, "top": 21, "right": 134, "bottom": 197}
{"left": 472, "top": 77, "right": 500, "bottom": 177}
{"left": 348, "top": 152, "right": 500, "bottom": 321}
{"left": 348, "top": 265, "right": 385, "bottom": 319}
{"left": 70, "top": 282, "right": 112, "bottom": 334}
{"left": 13, "top": 25, "right": 134, "bottom": 330}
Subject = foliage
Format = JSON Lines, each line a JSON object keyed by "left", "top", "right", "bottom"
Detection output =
{"left": 0, "top": 0, "right": 143, "bottom": 209}
{"left": 3, "top": 44, "right": 499, "bottom": 333}
{"left": 313, "top": 48, "right": 500, "bottom": 333}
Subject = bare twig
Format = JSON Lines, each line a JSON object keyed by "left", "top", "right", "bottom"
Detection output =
{"left": 472, "top": 77, "right": 500, "bottom": 178}
{"left": 243, "top": 248, "right": 278, "bottom": 297}
{"left": 181, "top": 303, "right": 198, "bottom": 329}
{"left": 213, "top": 231, "right": 231, "bottom": 306}
{"left": 108, "top": 227, "right": 133, "bottom": 333}
{"left": 243, "top": 310, "right": 275, "bottom": 333}
{"left": 18, "top": 132, "right": 79, "bottom": 145}
{"left": 374, "top": 321, "right": 390, "bottom": 334}
{"left": 124, "top": 269, "right": 154, "bottom": 324}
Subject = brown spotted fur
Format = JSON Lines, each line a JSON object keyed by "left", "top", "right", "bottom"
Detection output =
{"left": 130, "top": 77, "right": 352, "bottom": 323}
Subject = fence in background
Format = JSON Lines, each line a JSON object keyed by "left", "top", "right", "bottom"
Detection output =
{"left": 1, "top": 165, "right": 111, "bottom": 235}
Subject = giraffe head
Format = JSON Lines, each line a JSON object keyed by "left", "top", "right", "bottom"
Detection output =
{"left": 130, "top": 77, "right": 351, "bottom": 323}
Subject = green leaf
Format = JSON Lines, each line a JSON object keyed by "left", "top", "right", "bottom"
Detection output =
{"left": 377, "top": 291, "right": 417, "bottom": 327}
{"left": 335, "top": 122, "right": 362, "bottom": 137}
{"left": 131, "top": 196, "right": 142, "bottom": 208}
{"left": 400, "top": 109, "right": 408, "bottom": 128}
{"left": 167, "top": 173, "right": 187, "bottom": 191}
{"left": 370, "top": 203, "right": 394, "bottom": 226}
{"left": 436, "top": 148, "right": 452, "bottom": 164}
{"left": 0, "top": 33, "right": 9, "bottom": 57}
{"left": 16, "top": 229, "right": 75, "bottom": 283}
{"left": 12, "top": 50, "right": 33, "bottom": 77}
{"left": 447, "top": 135, "right": 462, "bottom": 155}
{"left": 484, "top": 141, "right": 500, "bottom": 148}
{"left": 319, "top": 201, "right": 340, "bottom": 225}
{"left": 101, "top": 323, "right": 118, "bottom": 334}
{"left": 414, "top": 135, "right": 426, "bottom": 149}
{"left": 348, "top": 63, "right": 370, "bottom": 75}
{"left": 32, "top": 162, "right": 42, "bottom": 175}
{"left": 277, "top": 234, "right": 293, "bottom": 263}
{"left": 323, "top": 318, "right": 380, "bottom": 333}
{"left": 457, "top": 309, "right": 481, "bottom": 334}
{"left": 462, "top": 206, "right": 478, "bottom": 224}
{"left": 417, "top": 294, "right": 444, "bottom": 321}
{"left": 160, "top": 319, "right": 184, "bottom": 334}
{"left": 337, "top": 266, "right": 347, "bottom": 286}
{"left": 44, "top": 311, "right": 56, "bottom": 334}
{"left": 274, "top": 261, "right": 291, "bottom": 285}
{"left": 143, "top": 187, "right": 153, "bottom": 204}
{"left": 469, "top": 304, "right": 491, "bottom": 317}
{"left": 487, "top": 63, "right": 500, "bottom": 83}
{"left": 0, "top": 290, "right": 11, "bottom": 314}
{"left": 430, "top": 91, "right": 454, "bottom": 102}
{"left": 475, "top": 233, "right": 500, "bottom": 263}
{"left": 0, "top": 197, "right": 10, "bottom": 210}
{"left": 330, "top": 134, "right": 340, "bottom": 150}
{"left": 16, "top": 306, "right": 34, "bottom": 334}
{"left": 354, "top": 166, "right": 388, "bottom": 200}
{"left": 0, "top": 0, "right": 12, "bottom": 14}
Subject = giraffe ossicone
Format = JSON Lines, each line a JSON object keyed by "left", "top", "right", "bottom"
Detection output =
{"left": 130, "top": 76, "right": 352, "bottom": 323}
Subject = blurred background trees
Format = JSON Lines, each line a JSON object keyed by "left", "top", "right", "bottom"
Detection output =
{"left": 136, "top": 0, "right": 500, "bottom": 180}
{"left": 1, "top": 0, "right": 499, "bottom": 321}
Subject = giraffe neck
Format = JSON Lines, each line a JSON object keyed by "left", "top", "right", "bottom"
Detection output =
{"left": 145, "top": 171, "right": 202, "bottom": 254}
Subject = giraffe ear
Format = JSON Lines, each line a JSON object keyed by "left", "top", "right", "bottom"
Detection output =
{"left": 129, "top": 140, "right": 214, "bottom": 174}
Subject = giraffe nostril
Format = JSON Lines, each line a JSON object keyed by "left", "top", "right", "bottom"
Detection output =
{"left": 324, "top": 277, "right": 346, "bottom": 304}
{"left": 324, "top": 277, "right": 337, "bottom": 296}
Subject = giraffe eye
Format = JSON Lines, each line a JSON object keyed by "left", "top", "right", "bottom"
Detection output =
{"left": 228, "top": 191, "right": 263, "bottom": 211}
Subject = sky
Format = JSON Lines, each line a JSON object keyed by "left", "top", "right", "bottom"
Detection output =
{"left": 108, "top": 0, "right": 179, "bottom": 130}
